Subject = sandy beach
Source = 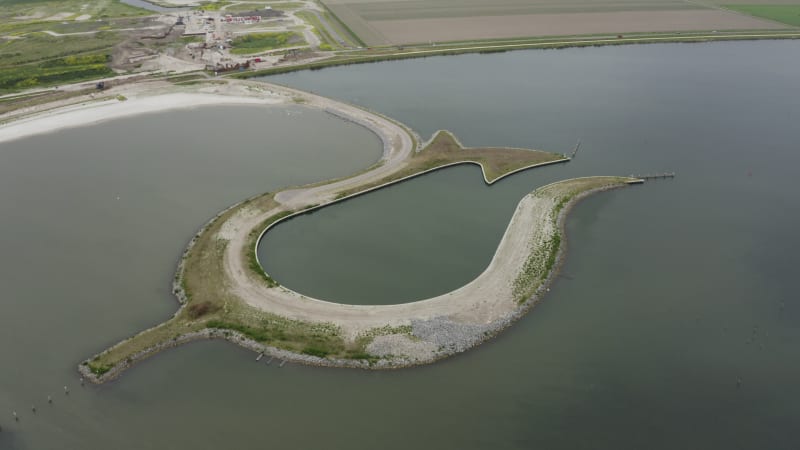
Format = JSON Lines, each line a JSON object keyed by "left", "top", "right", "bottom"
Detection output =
{"left": 0, "top": 90, "right": 285, "bottom": 145}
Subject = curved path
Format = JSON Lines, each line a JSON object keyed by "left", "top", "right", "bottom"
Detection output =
{"left": 223, "top": 175, "right": 634, "bottom": 344}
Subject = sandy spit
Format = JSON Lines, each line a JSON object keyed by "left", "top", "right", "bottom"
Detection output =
{"left": 0, "top": 92, "right": 284, "bottom": 145}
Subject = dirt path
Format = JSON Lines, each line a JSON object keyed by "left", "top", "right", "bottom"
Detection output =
{"left": 222, "top": 172, "right": 631, "bottom": 344}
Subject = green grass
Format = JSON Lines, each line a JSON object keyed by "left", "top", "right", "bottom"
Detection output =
{"left": 246, "top": 209, "right": 295, "bottom": 286}
{"left": 296, "top": 11, "right": 338, "bottom": 48}
{"left": 0, "top": 0, "right": 150, "bottom": 22}
{"left": 512, "top": 177, "right": 631, "bottom": 305}
{"left": 0, "top": 87, "right": 95, "bottom": 116}
{"left": 230, "top": 32, "right": 302, "bottom": 54}
{"left": 0, "top": 50, "right": 114, "bottom": 93}
{"left": 88, "top": 360, "right": 112, "bottom": 375}
{"left": 198, "top": 1, "right": 231, "bottom": 11}
{"left": 204, "top": 311, "right": 347, "bottom": 357}
{"left": 318, "top": 1, "right": 366, "bottom": 47}
{"left": 332, "top": 130, "right": 565, "bottom": 199}
{"left": 726, "top": 5, "right": 800, "bottom": 27}
{"left": 0, "top": 31, "right": 119, "bottom": 66}
{"left": 0, "top": 4, "right": 144, "bottom": 94}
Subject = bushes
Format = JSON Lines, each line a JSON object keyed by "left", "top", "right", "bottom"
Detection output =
{"left": 187, "top": 301, "right": 218, "bottom": 319}
{"left": 0, "top": 54, "right": 113, "bottom": 92}
{"left": 230, "top": 32, "right": 298, "bottom": 54}
{"left": 301, "top": 347, "right": 330, "bottom": 358}
{"left": 205, "top": 317, "right": 345, "bottom": 358}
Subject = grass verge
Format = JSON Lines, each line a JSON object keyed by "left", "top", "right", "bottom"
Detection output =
{"left": 335, "top": 130, "right": 565, "bottom": 199}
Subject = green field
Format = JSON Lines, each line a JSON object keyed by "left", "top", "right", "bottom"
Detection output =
{"left": 0, "top": 31, "right": 122, "bottom": 93}
{"left": 328, "top": 0, "right": 702, "bottom": 22}
{"left": 0, "top": 0, "right": 151, "bottom": 93}
{"left": 230, "top": 31, "right": 303, "bottom": 54}
{"left": 321, "top": 0, "right": 796, "bottom": 45}
{"left": 727, "top": 5, "right": 800, "bottom": 26}
{"left": 0, "top": 0, "right": 148, "bottom": 22}
{"left": 322, "top": 0, "right": 702, "bottom": 44}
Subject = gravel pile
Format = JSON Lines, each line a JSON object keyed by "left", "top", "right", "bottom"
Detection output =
{"left": 411, "top": 317, "right": 495, "bottom": 355}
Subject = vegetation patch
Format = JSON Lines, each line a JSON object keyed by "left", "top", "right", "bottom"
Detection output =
{"left": 246, "top": 208, "right": 296, "bottom": 286}
{"left": 512, "top": 178, "right": 630, "bottom": 305}
{"left": 296, "top": 11, "right": 346, "bottom": 49}
{"left": 302, "top": 346, "right": 331, "bottom": 358}
{"left": 336, "top": 130, "right": 565, "bottom": 198}
{"left": 187, "top": 301, "right": 218, "bottom": 319}
{"left": 198, "top": 1, "right": 231, "bottom": 11}
{"left": 0, "top": 46, "right": 114, "bottom": 93}
{"left": 88, "top": 360, "right": 112, "bottom": 376}
{"left": 230, "top": 32, "right": 303, "bottom": 54}
{"left": 726, "top": 5, "right": 800, "bottom": 27}
{"left": 349, "top": 324, "right": 414, "bottom": 360}
{"left": 204, "top": 306, "right": 346, "bottom": 356}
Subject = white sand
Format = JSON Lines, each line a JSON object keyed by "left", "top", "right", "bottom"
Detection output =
{"left": 0, "top": 92, "right": 283, "bottom": 145}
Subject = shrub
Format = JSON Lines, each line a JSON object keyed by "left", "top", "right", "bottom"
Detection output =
{"left": 302, "top": 347, "right": 329, "bottom": 358}
{"left": 187, "top": 301, "right": 217, "bottom": 319}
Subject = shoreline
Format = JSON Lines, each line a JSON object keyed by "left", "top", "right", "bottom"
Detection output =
{"left": 79, "top": 181, "right": 636, "bottom": 384}
{"left": 0, "top": 92, "right": 284, "bottom": 145}
{"left": 234, "top": 32, "right": 800, "bottom": 80}
{"left": 0, "top": 79, "right": 644, "bottom": 383}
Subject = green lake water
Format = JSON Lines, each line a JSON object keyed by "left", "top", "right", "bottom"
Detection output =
{"left": 2, "top": 41, "right": 799, "bottom": 449}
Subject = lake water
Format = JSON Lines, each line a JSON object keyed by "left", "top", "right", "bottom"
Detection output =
{"left": 2, "top": 41, "right": 800, "bottom": 449}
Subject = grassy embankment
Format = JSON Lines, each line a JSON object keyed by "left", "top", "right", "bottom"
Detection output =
{"left": 0, "top": 0, "right": 150, "bottom": 93}
{"left": 84, "top": 129, "right": 569, "bottom": 375}
{"left": 317, "top": 0, "right": 365, "bottom": 47}
{"left": 296, "top": 11, "right": 337, "bottom": 50}
{"left": 335, "top": 130, "right": 566, "bottom": 199}
{"left": 229, "top": 31, "right": 304, "bottom": 54}
{"left": 511, "top": 177, "right": 633, "bottom": 305}
{"left": 231, "top": 29, "right": 800, "bottom": 79}
{"left": 726, "top": 5, "right": 800, "bottom": 27}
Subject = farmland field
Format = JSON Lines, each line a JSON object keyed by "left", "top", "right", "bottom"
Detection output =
{"left": 321, "top": 0, "right": 797, "bottom": 45}
{"left": 727, "top": 5, "right": 800, "bottom": 26}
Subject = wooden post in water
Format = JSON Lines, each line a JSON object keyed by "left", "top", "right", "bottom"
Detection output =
{"left": 570, "top": 139, "right": 582, "bottom": 159}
